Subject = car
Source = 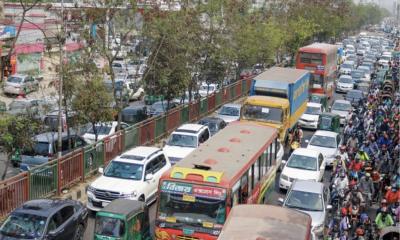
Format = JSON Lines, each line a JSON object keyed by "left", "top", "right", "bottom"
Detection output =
{"left": 239, "top": 68, "right": 256, "bottom": 79}
{"left": 357, "top": 66, "right": 371, "bottom": 82}
{"left": 298, "top": 102, "right": 323, "bottom": 130}
{"left": 351, "top": 69, "right": 364, "bottom": 84}
{"left": 215, "top": 103, "right": 241, "bottom": 123}
{"left": 279, "top": 148, "right": 325, "bottom": 190}
{"left": 198, "top": 83, "right": 218, "bottom": 97}
{"left": 336, "top": 75, "right": 354, "bottom": 93}
{"left": 163, "top": 124, "right": 210, "bottom": 164}
{"left": 111, "top": 61, "right": 127, "bottom": 74}
{"left": 121, "top": 105, "right": 148, "bottom": 125}
{"left": 87, "top": 146, "right": 171, "bottom": 211}
{"left": 7, "top": 99, "right": 40, "bottom": 117}
{"left": 18, "top": 131, "right": 88, "bottom": 170}
{"left": 0, "top": 199, "right": 88, "bottom": 240}
{"left": 43, "top": 110, "right": 79, "bottom": 133}
{"left": 198, "top": 116, "right": 227, "bottom": 136}
{"left": 279, "top": 180, "right": 331, "bottom": 239}
{"left": 148, "top": 101, "right": 179, "bottom": 117}
{"left": 83, "top": 121, "right": 130, "bottom": 144}
{"left": 356, "top": 82, "right": 370, "bottom": 95}
{"left": 307, "top": 130, "right": 342, "bottom": 166}
{"left": 3, "top": 74, "right": 39, "bottom": 95}
{"left": 339, "top": 60, "right": 355, "bottom": 75}
{"left": 345, "top": 89, "right": 365, "bottom": 107}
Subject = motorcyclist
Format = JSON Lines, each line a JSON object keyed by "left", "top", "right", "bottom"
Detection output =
{"left": 371, "top": 170, "right": 381, "bottom": 202}
{"left": 339, "top": 207, "right": 350, "bottom": 238}
{"left": 349, "top": 156, "right": 364, "bottom": 177}
{"left": 344, "top": 121, "right": 355, "bottom": 139}
{"left": 344, "top": 185, "right": 365, "bottom": 208}
{"left": 378, "top": 132, "right": 392, "bottom": 149}
{"left": 358, "top": 173, "right": 374, "bottom": 206}
{"left": 360, "top": 141, "right": 374, "bottom": 159}
{"left": 355, "top": 149, "right": 369, "bottom": 162}
{"left": 347, "top": 134, "right": 359, "bottom": 150}
{"left": 338, "top": 145, "right": 350, "bottom": 165}
{"left": 385, "top": 184, "right": 400, "bottom": 205}
{"left": 375, "top": 207, "right": 394, "bottom": 230}
{"left": 333, "top": 154, "right": 347, "bottom": 174}
{"left": 334, "top": 171, "right": 349, "bottom": 193}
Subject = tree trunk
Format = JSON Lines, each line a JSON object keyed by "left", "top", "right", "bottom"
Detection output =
{"left": 1, "top": 153, "right": 10, "bottom": 180}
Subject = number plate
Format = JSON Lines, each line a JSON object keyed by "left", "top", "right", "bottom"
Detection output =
{"left": 182, "top": 194, "right": 195, "bottom": 202}
{"left": 101, "top": 201, "right": 109, "bottom": 208}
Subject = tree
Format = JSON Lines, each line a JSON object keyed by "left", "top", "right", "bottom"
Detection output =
{"left": 0, "top": 115, "right": 40, "bottom": 180}
{"left": 72, "top": 75, "right": 114, "bottom": 142}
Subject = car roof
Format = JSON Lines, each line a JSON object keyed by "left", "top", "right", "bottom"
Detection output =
{"left": 174, "top": 123, "right": 207, "bottom": 134}
{"left": 307, "top": 102, "right": 322, "bottom": 108}
{"left": 339, "top": 75, "right": 352, "bottom": 79}
{"left": 199, "top": 117, "right": 225, "bottom": 124}
{"left": 333, "top": 99, "right": 351, "bottom": 104}
{"left": 291, "top": 180, "right": 324, "bottom": 194}
{"left": 313, "top": 130, "right": 338, "bottom": 138}
{"left": 13, "top": 199, "right": 77, "bottom": 217}
{"left": 292, "top": 148, "right": 321, "bottom": 158}
{"left": 101, "top": 199, "right": 146, "bottom": 218}
{"left": 221, "top": 103, "right": 241, "bottom": 109}
{"left": 116, "top": 146, "right": 162, "bottom": 164}
{"left": 35, "top": 131, "right": 76, "bottom": 142}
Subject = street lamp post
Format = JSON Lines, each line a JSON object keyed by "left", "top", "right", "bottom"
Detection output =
{"left": 57, "top": 0, "right": 65, "bottom": 158}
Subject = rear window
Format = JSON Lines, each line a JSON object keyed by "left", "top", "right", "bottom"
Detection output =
{"left": 7, "top": 76, "right": 23, "bottom": 83}
{"left": 23, "top": 142, "right": 50, "bottom": 156}
{"left": 300, "top": 53, "right": 323, "bottom": 65}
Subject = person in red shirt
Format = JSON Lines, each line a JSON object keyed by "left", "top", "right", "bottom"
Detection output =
{"left": 385, "top": 184, "right": 400, "bottom": 205}
{"left": 349, "top": 157, "right": 364, "bottom": 172}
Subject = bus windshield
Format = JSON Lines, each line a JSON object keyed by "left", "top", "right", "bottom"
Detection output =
{"left": 158, "top": 181, "right": 227, "bottom": 230}
{"left": 242, "top": 105, "right": 283, "bottom": 124}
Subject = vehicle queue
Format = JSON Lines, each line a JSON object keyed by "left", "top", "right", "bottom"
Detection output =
{"left": 1, "top": 29, "right": 400, "bottom": 240}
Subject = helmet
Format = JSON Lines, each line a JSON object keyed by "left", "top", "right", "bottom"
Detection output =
{"left": 340, "top": 145, "right": 346, "bottom": 150}
{"left": 341, "top": 207, "right": 348, "bottom": 216}
{"left": 365, "top": 173, "right": 371, "bottom": 178}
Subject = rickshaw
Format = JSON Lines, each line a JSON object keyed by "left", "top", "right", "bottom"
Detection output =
{"left": 94, "top": 199, "right": 151, "bottom": 240}
{"left": 379, "top": 226, "right": 400, "bottom": 240}
{"left": 0, "top": 101, "right": 6, "bottom": 113}
{"left": 317, "top": 112, "right": 341, "bottom": 133}
{"left": 309, "top": 93, "right": 329, "bottom": 112}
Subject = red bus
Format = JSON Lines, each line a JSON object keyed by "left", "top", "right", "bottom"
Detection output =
{"left": 296, "top": 43, "right": 338, "bottom": 98}
{"left": 154, "top": 122, "right": 279, "bottom": 240}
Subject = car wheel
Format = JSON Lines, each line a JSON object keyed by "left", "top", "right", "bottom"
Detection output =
{"left": 12, "top": 161, "right": 20, "bottom": 168}
{"left": 73, "top": 224, "right": 84, "bottom": 240}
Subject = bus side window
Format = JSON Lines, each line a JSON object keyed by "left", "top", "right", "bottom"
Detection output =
{"left": 254, "top": 157, "right": 260, "bottom": 182}
{"left": 232, "top": 181, "right": 240, "bottom": 206}
{"left": 260, "top": 155, "right": 265, "bottom": 177}
{"left": 272, "top": 139, "right": 277, "bottom": 165}
{"left": 248, "top": 166, "right": 254, "bottom": 193}
{"left": 266, "top": 146, "right": 271, "bottom": 169}
{"left": 239, "top": 174, "right": 248, "bottom": 203}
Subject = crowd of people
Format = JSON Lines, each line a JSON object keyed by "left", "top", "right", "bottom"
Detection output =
{"left": 324, "top": 43, "right": 400, "bottom": 239}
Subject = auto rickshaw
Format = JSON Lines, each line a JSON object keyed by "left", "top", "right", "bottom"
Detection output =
{"left": 0, "top": 101, "right": 6, "bottom": 113}
{"left": 309, "top": 93, "right": 328, "bottom": 112}
{"left": 317, "top": 112, "right": 341, "bottom": 133}
{"left": 94, "top": 199, "right": 151, "bottom": 240}
{"left": 379, "top": 226, "right": 400, "bottom": 240}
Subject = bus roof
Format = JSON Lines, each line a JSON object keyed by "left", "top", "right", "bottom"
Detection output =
{"left": 169, "top": 122, "right": 277, "bottom": 185}
{"left": 254, "top": 67, "right": 309, "bottom": 83}
{"left": 299, "top": 42, "right": 338, "bottom": 55}
{"left": 218, "top": 205, "right": 311, "bottom": 240}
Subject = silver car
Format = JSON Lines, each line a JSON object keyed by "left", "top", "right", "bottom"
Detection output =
{"left": 3, "top": 74, "right": 39, "bottom": 95}
{"left": 215, "top": 103, "right": 241, "bottom": 123}
{"left": 280, "top": 180, "right": 331, "bottom": 240}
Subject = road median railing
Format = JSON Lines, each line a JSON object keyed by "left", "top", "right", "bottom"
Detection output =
{"left": 0, "top": 77, "right": 252, "bottom": 219}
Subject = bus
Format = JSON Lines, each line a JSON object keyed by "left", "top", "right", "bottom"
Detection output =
{"left": 218, "top": 205, "right": 312, "bottom": 240}
{"left": 154, "top": 122, "right": 279, "bottom": 240}
{"left": 296, "top": 43, "right": 338, "bottom": 98}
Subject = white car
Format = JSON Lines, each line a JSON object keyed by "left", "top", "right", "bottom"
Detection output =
{"left": 87, "top": 146, "right": 171, "bottom": 211}
{"left": 279, "top": 148, "right": 325, "bottom": 190}
{"left": 307, "top": 130, "right": 342, "bottom": 166}
{"left": 298, "top": 102, "right": 322, "bottom": 130}
{"left": 330, "top": 99, "right": 352, "bottom": 125}
{"left": 336, "top": 75, "right": 354, "bottom": 93}
{"left": 83, "top": 121, "right": 130, "bottom": 144}
{"left": 198, "top": 83, "right": 218, "bottom": 97}
{"left": 215, "top": 103, "right": 241, "bottom": 123}
{"left": 163, "top": 124, "right": 210, "bottom": 164}
{"left": 339, "top": 61, "right": 355, "bottom": 75}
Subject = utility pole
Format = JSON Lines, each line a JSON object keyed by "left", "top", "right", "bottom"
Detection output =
{"left": 57, "top": 0, "right": 65, "bottom": 158}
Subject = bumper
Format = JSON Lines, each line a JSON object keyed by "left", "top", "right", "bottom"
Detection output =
{"left": 298, "top": 119, "right": 318, "bottom": 129}
{"left": 87, "top": 192, "right": 111, "bottom": 211}
{"left": 279, "top": 177, "right": 292, "bottom": 190}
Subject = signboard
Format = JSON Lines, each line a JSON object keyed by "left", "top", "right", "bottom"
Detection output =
{"left": 161, "top": 181, "right": 226, "bottom": 200}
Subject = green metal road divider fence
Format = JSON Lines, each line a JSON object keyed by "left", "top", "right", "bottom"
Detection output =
{"left": 0, "top": 78, "right": 252, "bottom": 219}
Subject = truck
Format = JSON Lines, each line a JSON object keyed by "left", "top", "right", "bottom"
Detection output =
{"left": 240, "top": 67, "right": 310, "bottom": 142}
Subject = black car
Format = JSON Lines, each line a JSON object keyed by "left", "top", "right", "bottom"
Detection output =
{"left": 345, "top": 90, "right": 364, "bottom": 107}
{"left": 0, "top": 199, "right": 88, "bottom": 240}
{"left": 121, "top": 105, "right": 148, "bottom": 125}
{"left": 198, "top": 117, "right": 227, "bottom": 136}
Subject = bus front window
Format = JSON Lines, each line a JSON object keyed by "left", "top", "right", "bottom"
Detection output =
{"left": 242, "top": 105, "right": 283, "bottom": 124}
{"left": 158, "top": 182, "right": 227, "bottom": 232}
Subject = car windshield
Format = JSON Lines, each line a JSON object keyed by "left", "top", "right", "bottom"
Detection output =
{"left": 218, "top": 106, "right": 239, "bottom": 116}
{"left": 95, "top": 216, "right": 124, "bottom": 238}
{"left": 22, "top": 142, "right": 50, "bottom": 156}
{"left": 158, "top": 181, "right": 227, "bottom": 230}
{"left": 339, "top": 78, "right": 352, "bottom": 84}
{"left": 7, "top": 76, "right": 23, "bottom": 83}
{"left": 305, "top": 106, "right": 321, "bottom": 115}
{"left": 9, "top": 101, "right": 30, "bottom": 110}
{"left": 310, "top": 135, "right": 337, "bottom": 148}
{"left": 104, "top": 161, "right": 143, "bottom": 180}
{"left": 167, "top": 134, "right": 197, "bottom": 148}
{"left": 151, "top": 102, "right": 167, "bottom": 112}
{"left": 341, "top": 63, "right": 352, "bottom": 69}
{"left": 285, "top": 190, "right": 323, "bottom": 211}
{"left": 347, "top": 91, "right": 362, "bottom": 98}
{"left": 332, "top": 102, "right": 351, "bottom": 111}
{"left": 242, "top": 105, "right": 283, "bottom": 124}
{"left": 199, "top": 121, "right": 218, "bottom": 132}
{"left": 351, "top": 71, "right": 363, "bottom": 78}
{"left": 286, "top": 154, "right": 317, "bottom": 171}
{"left": 0, "top": 213, "right": 47, "bottom": 239}
{"left": 87, "top": 125, "right": 113, "bottom": 135}
{"left": 320, "top": 117, "right": 332, "bottom": 129}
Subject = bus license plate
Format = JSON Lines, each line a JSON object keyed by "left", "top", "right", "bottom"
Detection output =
{"left": 183, "top": 228, "right": 195, "bottom": 235}
{"left": 182, "top": 194, "right": 195, "bottom": 202}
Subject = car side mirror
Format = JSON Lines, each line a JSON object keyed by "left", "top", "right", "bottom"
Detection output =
{"left": 326, "top": 205, "right": 333, "bottom": 210}
{"left": 281, "top": 160, "right": 287, "bottom": 165}
{"left": 278, "top": 197, "right": 284, "bottom": 204}
{"left": 98, "top": 167, "right": 104, "bottom": 174}
{"left": 46, "top": 230, "right": 58, "bottom": 239}
{"left": 305, "top": 139, "right": 310, "bottom": 143}
{"left": 145, "top": 173, "right": 154, "bottom": 181}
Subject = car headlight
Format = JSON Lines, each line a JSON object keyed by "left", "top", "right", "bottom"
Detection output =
{"left": 281, "top": 174, "right": 289, "bottom": 181}
{"left": 87, "top": 186, "right": 95, "bottom": 193}
{"left": 123, "top": 191, "right": 137, "bottom": 199}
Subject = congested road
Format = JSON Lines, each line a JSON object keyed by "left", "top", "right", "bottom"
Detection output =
{"left": 82, "top": 91, "right": 342, "bottom": 239}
